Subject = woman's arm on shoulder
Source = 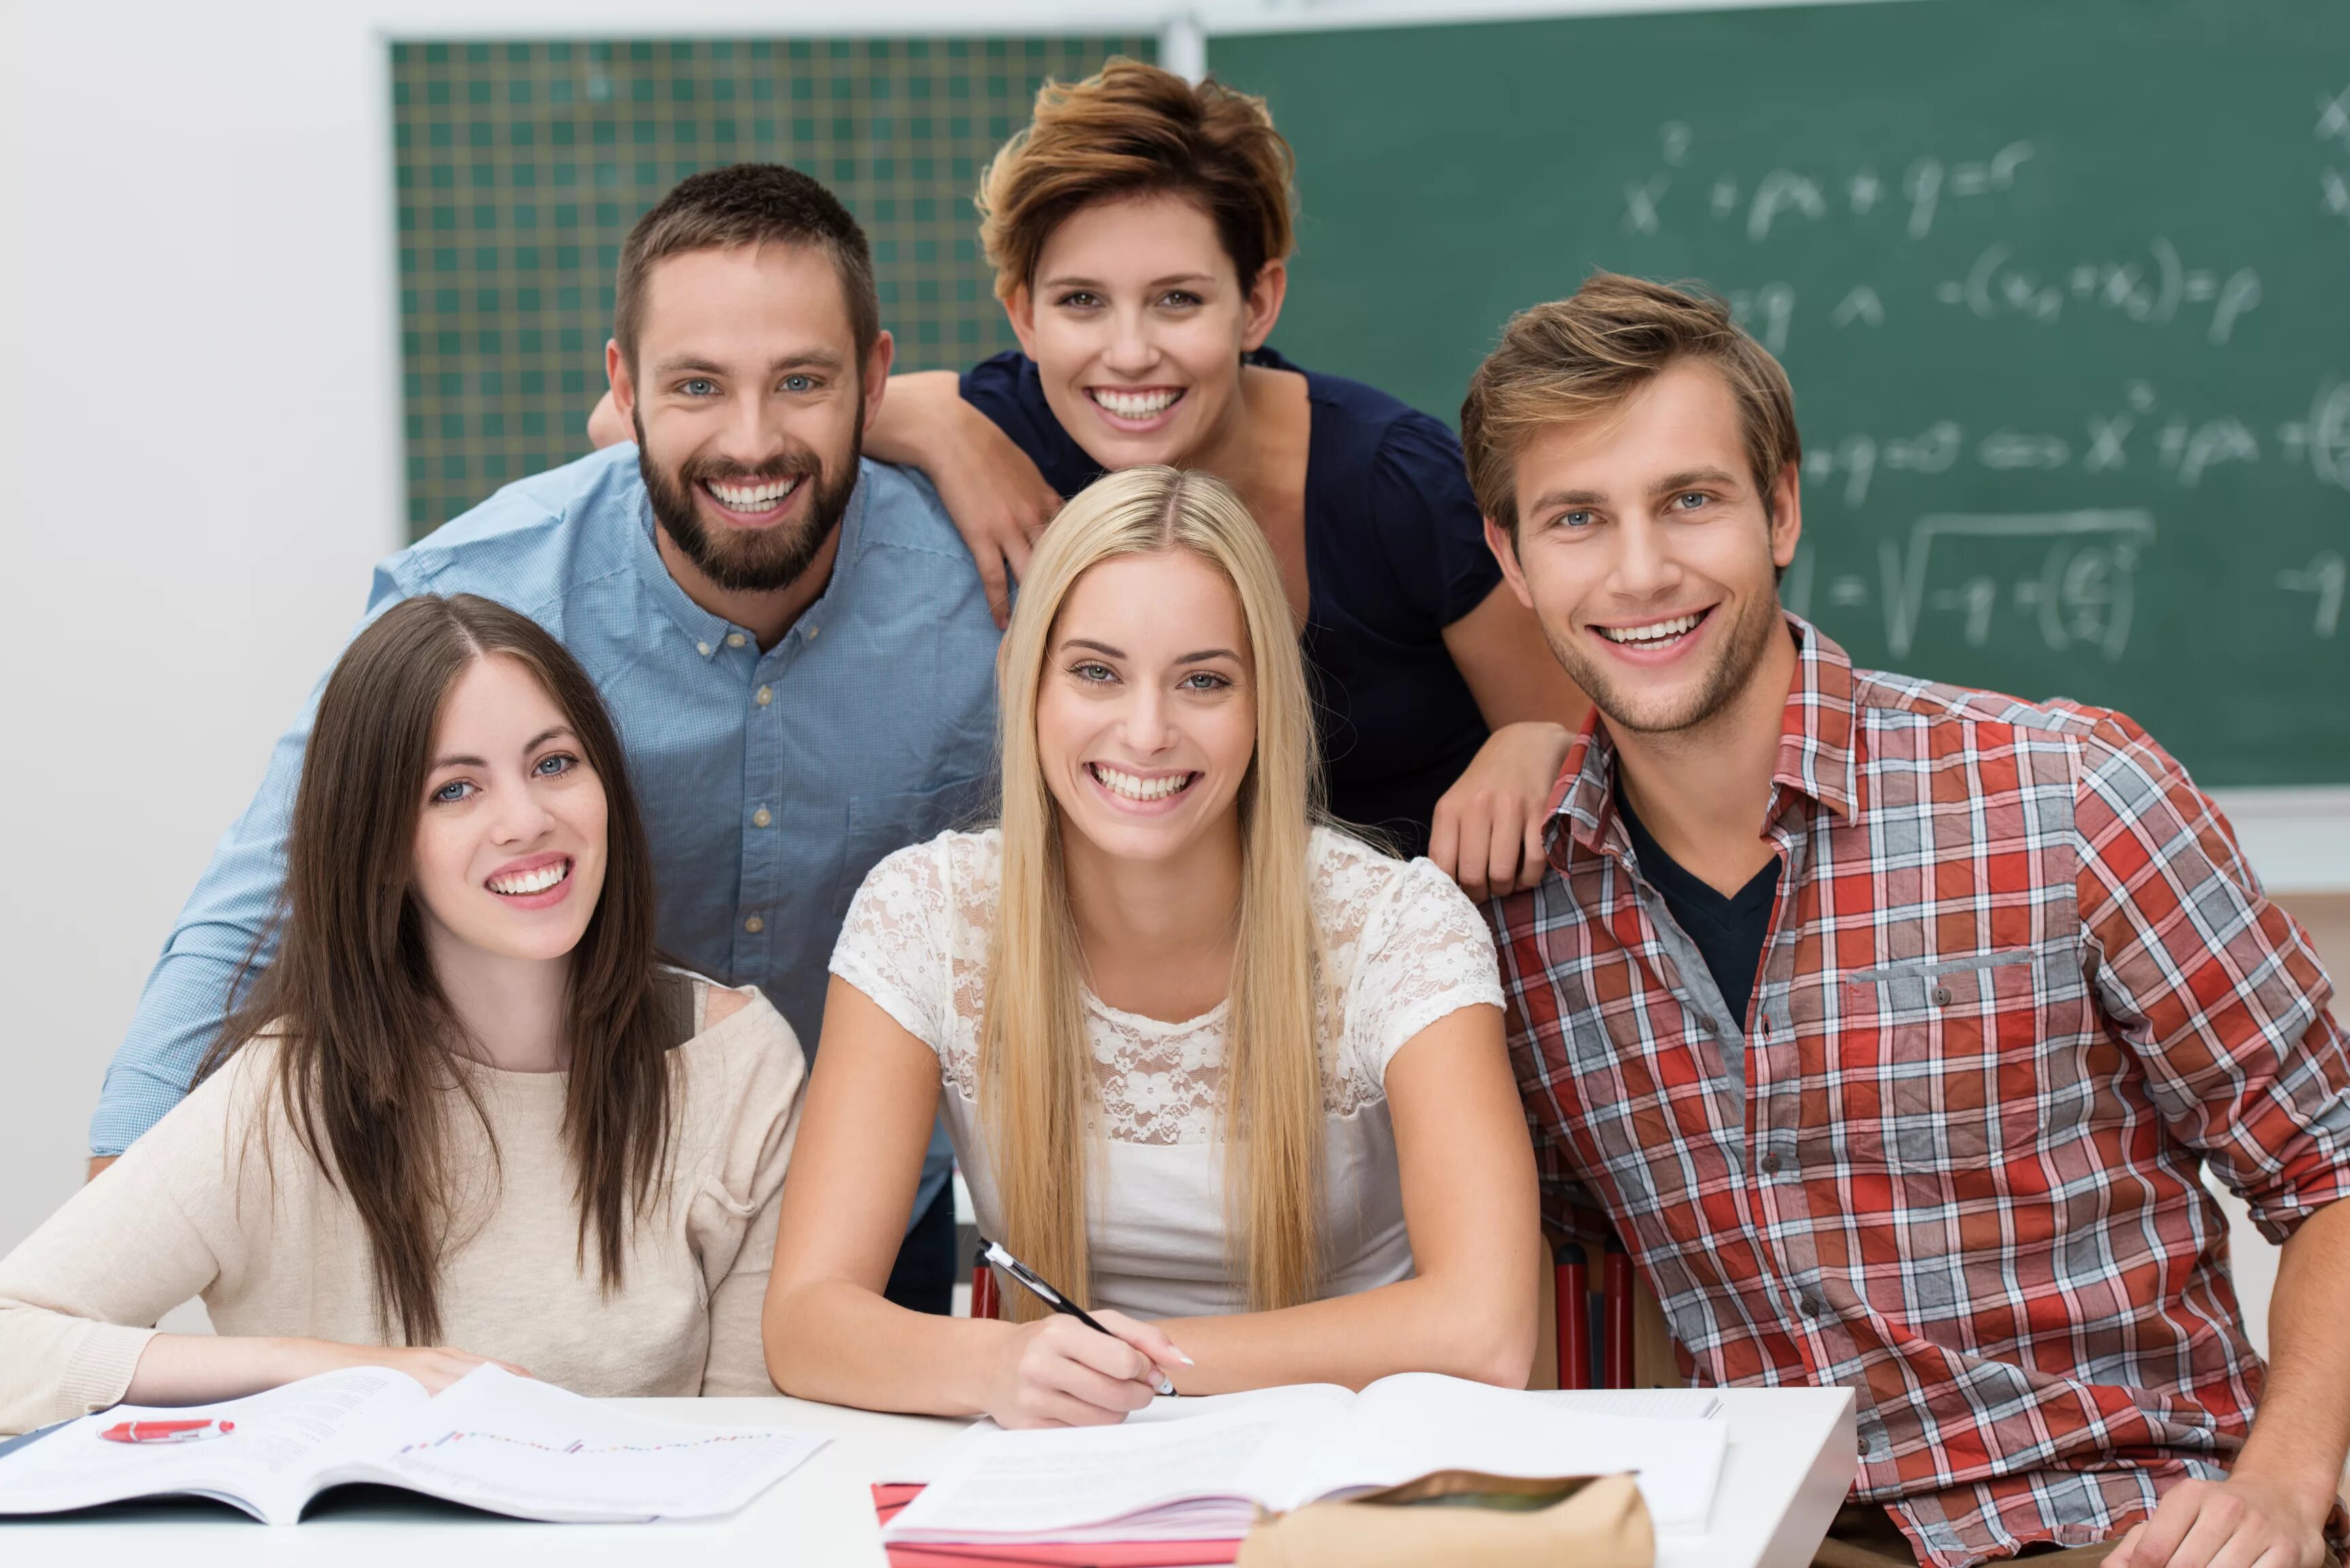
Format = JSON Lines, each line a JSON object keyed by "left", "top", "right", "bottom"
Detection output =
{"left": 866, "top": 371, "right": 1062, "bottom": 628}
{"left": 1145, "top": 1001, "right": 1540, "bottom": 1395}
{"left": 1429, "top": 582, "right": 1590, "bottom": 900}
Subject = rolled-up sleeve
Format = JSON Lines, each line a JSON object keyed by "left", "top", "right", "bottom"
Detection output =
{"left": 2074, "top": 713, "right": 2350, "bottom": 1242}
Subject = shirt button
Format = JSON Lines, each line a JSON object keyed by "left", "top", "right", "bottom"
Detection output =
{"left": 727, "top": 632, "right": 746, "bottom": 648}
{"left": 695, "top": 641, "right": 712, "bottom": 657}
{"left": 743, "top": 915, "right": 765, "bottom": 934}
{"left": 752, "top": 806, "right": 772, "bottom": 828}
{"left": 1802, "top": 1294, "right": 1826, "bottom": 1318}
{"left": 1761, "top": 1152, "right": 1784, "bottom": 1176}
{"left": 755, "top": 686, "right": 773, "bottom": 707}
{"left": 806, "top": 624, "right": 821, "bottom": 640}
{"left": 1931, "top": 986, "right": 1953, "bottom": 1006}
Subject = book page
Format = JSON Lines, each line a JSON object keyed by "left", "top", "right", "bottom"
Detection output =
{"left": 884, "top": 1400, "right": 1326, "bottom": 1543}
{"left": 329, "top": 1366, "right": 828, "bottom": 1523}
{"left": 1315, "top": 1373, "right": 1727, "bottom": 1531}
{"left": 0, "top": 1366, "right": 426, "bottom": 1524}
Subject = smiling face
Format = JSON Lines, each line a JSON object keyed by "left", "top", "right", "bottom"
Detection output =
{"left": 1008, "top": 193, "right": 1284, "bottom": 472}
{"left": 610, "top": 242, "right": 891, "bottom": 591}
{"left": 1034, "top": 548, "right": 1258, "bottom": 864}
{"left": 1494, "top": 359, "right": 1801, "bottom": 739}
{"left": 410, "top": 653, "right": 609, "bottom": 967}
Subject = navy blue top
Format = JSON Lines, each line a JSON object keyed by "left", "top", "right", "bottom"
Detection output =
{"left": 961, "top": 348, "right": 1501, "bottom": 858}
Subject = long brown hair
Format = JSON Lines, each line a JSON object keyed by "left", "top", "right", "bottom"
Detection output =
{"left": 986, "top": 468, "right": 1328, "bottom": 1313}
{"left": 202, "top": 594, "right": 678, "bottom": 1345}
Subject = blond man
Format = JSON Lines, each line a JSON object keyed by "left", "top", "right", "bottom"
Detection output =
{"left": 1470, "top": 274, "right": 2350, "bottom": 1568}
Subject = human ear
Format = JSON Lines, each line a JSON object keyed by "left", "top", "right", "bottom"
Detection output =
{"left": 1239, "top": 259, "right": 1288, "bottom": 352}
{"left": 606, "top": 339, "right": 636, "bottom": 422}
{"left": 1005, "top": 285, "right": 1040, "bottom": 362}
{"left": 862, "top": 329, "right": 896, "bottom": 434}
{"left": 1484, "top": 515, "right": 1537, "bottom": 612}
{"left": 1767, "top": 460, "right": 1803, "bottom": 569}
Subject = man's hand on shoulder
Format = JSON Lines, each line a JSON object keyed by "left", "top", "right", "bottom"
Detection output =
{"left": 2105, "top": 1474, "right": 2333, "bottom": 1568}
{"left": 87, "top": 1155, "right": 118, "bottom": 1182}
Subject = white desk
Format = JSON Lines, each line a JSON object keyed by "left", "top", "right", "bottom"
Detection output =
{"left": 3, "top": 1386, "right": 1856, "bottom": 1568}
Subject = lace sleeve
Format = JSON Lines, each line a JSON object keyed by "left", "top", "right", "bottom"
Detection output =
{"left": 827, "top": 836, "right": 956, "bottom": 1060}
{"left": 1346, "top": 858, "right": 1506, "bottom": 1084}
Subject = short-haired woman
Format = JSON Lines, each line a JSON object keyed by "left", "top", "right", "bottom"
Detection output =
{"left": 0, "top": 596, "right": 804, "bottom": 1434}
{"left": 763, "top": 467, "right": 1540, "bottom": 1427}
{"left": 889, "top": 62, "right": 1585, "bottom": 888}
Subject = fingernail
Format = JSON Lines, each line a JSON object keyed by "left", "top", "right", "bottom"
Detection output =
{"left": 1172, "top": 1349, "right": 1196, "bottom": 1366}
{"left": 1157, "top": 1377, "right": 1175, "bottom": 1396}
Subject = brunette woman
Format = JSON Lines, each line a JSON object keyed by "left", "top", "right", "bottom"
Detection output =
{"left": 0, "top": 595, "right": 803, "bottom": 1434}
{"left": 764, "top": 467, "right": 1539, "bottom": 1428}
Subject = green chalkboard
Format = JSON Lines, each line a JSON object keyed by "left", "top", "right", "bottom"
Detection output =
{"left": 1211, "top": 0, "right": 2350, "bottom": 786}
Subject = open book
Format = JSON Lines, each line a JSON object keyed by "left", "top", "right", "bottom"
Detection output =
{"left": 0, "top": 1364, "right": 827, "bottom": 1525}
{"left": 884, "top": 1372, "right": 1726, "bottom": 1546}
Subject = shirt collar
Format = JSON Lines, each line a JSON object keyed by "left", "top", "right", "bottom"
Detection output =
{"left": 626, "top": 456, "right": 875, "bottom": 653}
{"left": 1550, "top": 612, "right": 1860, "bottom": 863}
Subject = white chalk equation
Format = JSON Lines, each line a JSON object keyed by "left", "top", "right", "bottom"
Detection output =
{"left": 1786, "top": 512, "right": 2344, "bottom": 660}
{"left": 1931, "top": 238, "right": 2260, "bottom": 343}
{"left": 1801, "top": 378, "right": 2350, "bottom": 506}
{"left": 2321, "top": 83, "right": 2350, "bottom": 225}
{"left": 1624, "top": 123, "right": 2034, "bottom": 244}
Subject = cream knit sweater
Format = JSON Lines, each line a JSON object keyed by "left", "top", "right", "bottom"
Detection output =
{"left": 0, "top": 975, "right": 803, "bottom": 1434}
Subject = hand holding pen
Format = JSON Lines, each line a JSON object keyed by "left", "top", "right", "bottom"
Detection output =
{"left": 980, "top": 1239, "right": 1194, "bottom": 1430}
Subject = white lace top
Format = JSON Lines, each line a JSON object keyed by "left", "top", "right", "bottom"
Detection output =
{"left": 830, "top": 825, "right": 1504, "bottom": 1318}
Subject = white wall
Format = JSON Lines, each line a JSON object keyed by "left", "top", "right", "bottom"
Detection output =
{"left": 0, "top": 0, "right": 2332, "bottom": 1364}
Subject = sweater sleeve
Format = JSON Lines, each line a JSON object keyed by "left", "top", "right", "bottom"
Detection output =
{"left": 0, "top": 1058, "right": 268, "bottom": 1433}
{"left": 691, "top": 995, "right": 808, "bottom": 1396}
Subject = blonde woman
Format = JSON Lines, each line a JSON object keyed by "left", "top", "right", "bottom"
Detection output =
{"left": 763, "top": 467, "right": 1539, "bottom": 1427}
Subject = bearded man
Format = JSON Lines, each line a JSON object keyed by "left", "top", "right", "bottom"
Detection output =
{"left": 90, "top": 165, "right": 999, "bottom": 1313}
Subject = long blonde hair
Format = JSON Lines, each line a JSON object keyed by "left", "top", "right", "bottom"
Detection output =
{"left": 985, "top": 466, "right": 1326, "bottom": 1313}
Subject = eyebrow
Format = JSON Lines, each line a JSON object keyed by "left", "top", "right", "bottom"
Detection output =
{"left": 1062, "top": 637, "right": 1242, "bottom": 665}
{"left": 1037, "top": 272, "right": 1217, "bottom": 292}
{"left": 1526, "top": 466, "right": 1746, "bottom": 517}
{"left": 650, "top": 350, "right": 844, "bottom": 377}
{"left": 430, "top": 726, "right": 574, "bottom": 771}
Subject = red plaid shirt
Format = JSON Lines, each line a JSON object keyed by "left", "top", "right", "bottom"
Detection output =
{"left": 1495, "top": 617, "right": 2350, "bottom": 1567}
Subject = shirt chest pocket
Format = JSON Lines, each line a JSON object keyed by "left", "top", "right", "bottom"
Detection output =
{"left": 832, "top": 774, "right": 988, "bottom": 924}
{"left": 1834, "top": 946, "right": 2080, "bottom": 1174}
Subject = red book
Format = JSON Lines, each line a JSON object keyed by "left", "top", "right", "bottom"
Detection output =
{"left": 873, "top": 1484, "right": 1241, "bottom": 1568}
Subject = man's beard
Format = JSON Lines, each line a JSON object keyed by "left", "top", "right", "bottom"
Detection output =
{"left": 636, "top": 411, "right": 862, "bottom": 593}
{"left": 1544, "top": 587, "right": 1782, "bottom": 741}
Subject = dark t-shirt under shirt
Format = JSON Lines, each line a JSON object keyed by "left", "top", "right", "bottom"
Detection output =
{"left": 959, "top": 347, "right": 1501, "bottom": 859}
{"left": 1613, "top": 776, "right": 1780, "bottom": 1032}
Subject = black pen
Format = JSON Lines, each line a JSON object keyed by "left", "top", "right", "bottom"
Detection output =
{"left": 982, "top": 1239, "right": 1183, "bottom": 1395}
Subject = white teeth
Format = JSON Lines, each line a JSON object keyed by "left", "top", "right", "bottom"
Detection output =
{"left": 1088, "top": 388, "right": 1179, "bottom": 419}
{"left": 706, "top": 477, "right": 801, "bottom": 510}
{"left": 488, "top": 861, "right": 568, "bottom": 895}
{"left": 1091, "top": 764, "right": 1194, "bottom": 802}
{"left": 1598, "top": 612, "right": 1703, "bottom": 645}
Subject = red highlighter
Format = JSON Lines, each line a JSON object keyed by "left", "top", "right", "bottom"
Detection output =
{"left": 99, "top": 1419, "right": 236, "bottom": 1444}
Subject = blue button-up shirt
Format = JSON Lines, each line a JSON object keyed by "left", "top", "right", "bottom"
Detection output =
{"left": 94, "top": 445, "right": 1001, "bottom": 1220}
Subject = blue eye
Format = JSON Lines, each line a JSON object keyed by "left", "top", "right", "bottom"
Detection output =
{"left": 430, "top": 779, "right": 475, "bottom": 804}
{"left": 1675, "top": 491, "right": 1708, "bottom": 510}
{"left": 781, "top": 374, "right": 816, "bottom": 394}
{"left": 1560, "top": 510, "right": 1594, "bottom": 529}
{"left": 534, "top": 752, "right": 576, "bottom": 777}
{"left": 680, "top": 378, "right": 717, "bottom": 397}
{"left": 1179, "top": 671, "right": 1229, "bottom": 691}
{"left": 1071, "top": 660, "right": 1116, "bottom": 683}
